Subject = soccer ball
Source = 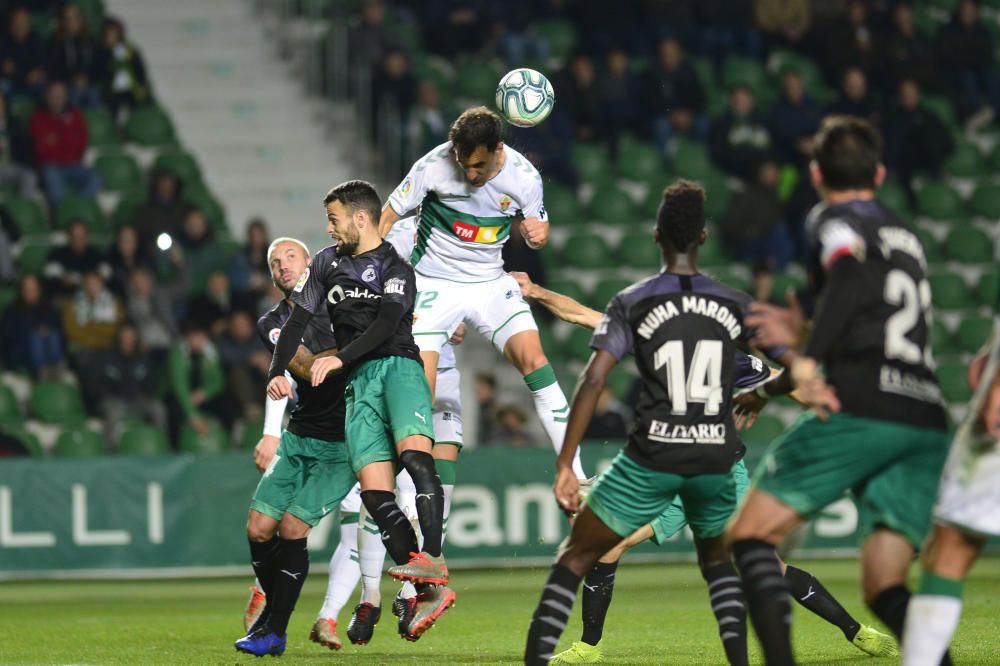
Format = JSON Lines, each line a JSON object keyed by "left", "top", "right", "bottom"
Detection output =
{"left": 495, "top": 68, "right": 555, "bottom": 128}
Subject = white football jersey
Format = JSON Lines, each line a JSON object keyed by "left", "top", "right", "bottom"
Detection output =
{"left": 387, "top": 141, "right": 546, "bottom": 283}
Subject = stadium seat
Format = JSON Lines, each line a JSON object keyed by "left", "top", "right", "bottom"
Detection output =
{"left": 8, "top": 94, "right": 35, "bottom": 130}
{"left": 534, "top": 18, "right": 577, "bottom": 63}
{"left": 944, "top": 141, "right": 983, "bottom": 178}
{"left": 112, "top": 191, "right": 144, "bottom": 228}
{"left": 152, "top": 149, "right": 202, "bottom": 189}
{"left": 956, "top": 316, "right": 994, "bottom": 353}
{"left": 566, "top": 326, "right": 593, "bottom": 357}
{"left": 929, "top": 273, "right": 972, "bottom": 310}
{"left": 937, "top": 362, "right": 971, "bottom": 403}
{"left": 545, "top": 277, "right": 589, "bottom": 306}
{"left": 916, "top": 182, "right": 964, "bottom": 220}
{"left": 240, "top": 420, "right": 265, "bottom": 451}
{"left": 53, "top": 429, "right": 106, "bottom": 458}
{"left": 977, "top": 269, "right": 998, "bottom": 307}
{"left": 179, "top": 418, "right": 230, "bottom": 455}
{"left": 17, "top": 240, "right": 51, "bottom": 275}
{"left": 722, "top": 56, "right": 768, "bottom": 92}
{"left": 768, "top": 50, "right": 825, "bottom": 94}
{"left": 184, "top": 188, "right": 227, "bottom": 232}
{"left": 118, "top": 423, "right": 170, "bottom": 456}
{"left": 878, "top": 180, "right": 911, "bottom": 214}
{"left": 454, "top": 62, "right": 499, "bottom": 102}
{"left": 767, "top": 273, "right": 805, "bottom": 303}
{"left": 83, "top": 107, "right": 119, "bottom": 148}
{"left": 124, "top": 105, "right": 177, "bottom": 146}
{"left": 922, "top": 96, "right": 960, "bottom": 133}
{"left": 670, "top": 138, "right": 713, "bottom": 181}
{"left": 0, "top": 384, "right": 21, "bottom": 426}
{"left": 572, "top": 142, "right": 608, "bottom": 186}
{"left": 944, "top": 227, "right": 993, "bottom": 263}
{"left": 742, "top": 414, "right": 785, "bottom": 447}
{"left": 700, "top": 232, "right": 728, "bottom": 267}
{"left": 619, "top": 231, "right": 661, "bottom": 269}
{"left": 543, "top": 182, "right": 581, "bottom": 225}
{"left": 617, "top": 141, "right": 665, "bottom": 184}
{"left": 0, "top": 425, "right": 43, "bottom": 456}
{"left": 932, "top": 319, "right": 956, "bottom": 357}
{"left": 588, "top": 185, "right": 636, "bottom": 224}
{"left": 55, "top": 195, "right": 107, "bottom": 232}
{"left": 28, "top": 380, "right": 86, "bottom": 424}
{"left": 605, "top": 369, "right": 635, "bottom": 404}
{"left": 915, "top": 227, "right": 942, "bottom": 263}
{"left": 94, "top": 151, "right": 143, "bottom": 193}
{"left": 0, "top": 286, "right": 15, "bottom": 318}
{"left": 560, "top": 233, "right": 612, "bottom": 269}
{"left": 591, "top": 278, "right": 632, "bottom": 308}
{"left": 2, "top": 195, "right": 48, "bottom": 236}
{"left": 970, "top": 183, "right": 1000, "bottom": 219}
{"left": 693, "top": 170, "right": 731, "bottom": 221}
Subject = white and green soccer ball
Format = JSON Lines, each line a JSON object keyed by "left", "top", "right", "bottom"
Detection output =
{"left": 495, "top": 68, "right": 555, "bottom": 128}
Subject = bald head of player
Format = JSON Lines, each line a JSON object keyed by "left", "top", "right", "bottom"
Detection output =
{"left": 267, "top": 237, "right": 311, "bottom": 296}
{"left": 449, "top": 106, "right": 505, "bottom": 187}
{"left": 323, "top": 179, "right": 383, "bottom": 256}
{"left": 809, "top": 115, "right": 886, "bottom": 201}
{"left": 654, "top": 179, "right": 707, "bottom": 273}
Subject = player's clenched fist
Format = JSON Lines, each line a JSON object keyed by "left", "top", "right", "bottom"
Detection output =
{"left": 254, "top": 435, "right": 280, "bottom": 473}
{"left": 311, "top": 355, "right": 344, "bottom": 386}
{"left": 521, "top": 217, "right": 549, "bottom": 249}
{"left": 267, "top": 375, "right": 292, "bottom": 400}
{"left": 553, "top": 464, "right": 581, "bottom": 514}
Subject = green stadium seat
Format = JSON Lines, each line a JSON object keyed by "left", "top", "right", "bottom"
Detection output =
{"left": 929, "top": 273, "right": 972, "bottom": 310}
{"left": 543, "top": 182, "right": 581, "bottom": 225}
{"left": 977, "top": 269, "right": 999, "bottom": 307}
{"left": 118, "top": 423, "right": 170, "bottom": 456}
{"left": 937, "top": 362, "right": 971, "bottom": 403}
{"left": 184, "top": 189, "right": 226, "bottom": 232}
{"left": 545, "top": 277, "right": 589, "bottom": 306}
{"left": 588, "top": 185, "right": 636, "bottom": 224}
{"left": 878, "top": 180, "right": 911, "bottom": 214}
{"left": 0, "top": 286, "right": 15, "bottom": 318}
{"left": 17, "top": 241, "right": 51, "bottom": 275}
{"left": 538, "top": 324, "right": 559, "bottom": 361}
{"left": 179, "top": 418, "right": 230, "bottom": 455}
{"left": 743, "top": 414, "right": 786, "bottom": 447}
{"left": 916, "top": 182, "right": 964, "bottom": 220}
{"left": 124, "top": 106, "right": 177, "bottom": 146}
{"left": 0, "top": 425, "right": 43, "bottom": 456}
{"left": 560, "top": 234, "right": 612, "bottom": 269}
{"left": 605, "top": 369, "right": 636, "bottom": 404}
{"left": 239, "top": 420, "right": 265, "bottom": 451}
{"left": 453, "top": 62, "right": 499, "bottom": 102}
{"left": 944, "top": 141, "right": 983, "bottom": 178}
{"left": 706, "top": 267, "right": 749, "bottom": 292}
{"left": 970, "top": 183, "right": 1000, "bottom": 219}
{"left": 932, "top": 319, "right": 955, "bottom": 357}
{"left": 28, "top": 380, "right": 86, "bottom": 425}
{"left": 619, "top": 231, "right": 661, "bottom": 270}
{"left": 700, "top": 231, "right": 728, "bottom": 266}
{"left": 8, "top": 95, "right": 35, "bottom": 131}
{"left": 2, "top": 196, "right": 48, "bottom": 236}
{"left": 617, "top": 141, "right": 665, "bottom": 184}
{"left": 767, "top": 273, "right": 806, "bottom": 303}
{"left": 944, "top": 227, "right": 993, "bottom": 263}
{"left": 112, "top": 191, "right": 144, "bottom": 228}
{"left": 0, "top": 384, "right": 21, "bottom": 426}
{"left": 689, "top": 57, "right": 714, "bottom": 91}
{"left": 956, "top": 316, "right": 994, "bottom": 353}
{"left": 591, "top": 278, "right": 632, "bottom": 308}
{"left": 55, "top": 195, "right": 107, "bottom": 232}
{"left": 915, "top": 227, "right": 942, "bottom": 263}
{"left": 670, "top": 138, "right": 713, "bottom": 181}
{"left": 768, "top": 50, "right": 825, "bottom": 94}
{"left": 93, "top": 151, "right": 143, "bottom": 193}
{"left": 572, "top": 142, "right": 608, "bottom": 186}
{"left": 692, "top": 170, "right": 731, "bottom": 221}
{"left": 566, "top": 326, "right": 594, "bottom": 357}
{"left": 53, "top": 429, "right": 106, "bottom": 458}
{"left": 152, "top": 150, "right": 202, "bottom": 189}
{"left": 83, "top": 107, "right": 119, "bottom": 148}
{"left": 922, "top": 96, "right": 959, "bottom": 133}
{"left": 722, "top": 56, "right": 768, "bottom": 92}
{"left": 535, "top": 18, "right": 577, "bottom": 63}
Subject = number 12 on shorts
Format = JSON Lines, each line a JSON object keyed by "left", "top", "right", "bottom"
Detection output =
{"left": 415, "top": 291, "right": 439, "bottom": 310}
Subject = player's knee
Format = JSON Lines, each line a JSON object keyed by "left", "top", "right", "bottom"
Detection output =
{"left": 247, "top": 515, "right": 277, "bottom": 542}
{"left": 694, "top": 536, "right": 730, "bottom": 572}
{"left": 278, "top": 514, "right": 311, "bottom": 540}
{"left": 398, "top": 449, "right": 437, "bottom": 484}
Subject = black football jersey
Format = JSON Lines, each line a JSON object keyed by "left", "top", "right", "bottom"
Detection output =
{"left": 290, "top": 242, "right": 421, "bottom": 365}
{"left": 591, "top": 272, "right": 785, "bottom": 474}
{"left": 804, "top": 200, "right": 947, "bottom": 430}
{"left": 258, "top": 300, "right": 346, "bottom": 441}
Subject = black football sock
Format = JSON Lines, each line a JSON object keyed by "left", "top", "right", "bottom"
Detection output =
{"left": 265, "top": 537, "right": 309, "bottom": 636}
{"left": 361, "top": 489, "right": 419, "bottom": 566}
{"left": 703, "top": 562, "right": 749, "bottom": 666}
{"left": 785, "top": 565, "right": 860, "bottom": 640}
{"left": 868, "top": 583, "right": 953, "bottom": 665}
{"left": 580, "top": 560, "right": 618, "bottom": 646}
{"left": 398, "top": 450, "right": 445, "bottom": 557}
{"left": 732, "top": 539, "right": 796, "bottom": 666}
{"left": 525, "top": 563, "right": 582, "bottom": 666}
{"left": 249, "top": 535, "right": 281, "bottom": 602}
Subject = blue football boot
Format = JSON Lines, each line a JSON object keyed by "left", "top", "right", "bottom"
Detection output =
{"left": 235, "top": 625, "right": 286, "bottom": 657}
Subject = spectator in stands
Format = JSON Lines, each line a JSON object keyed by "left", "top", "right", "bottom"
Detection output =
{"left": 95, "top": 16, "right": 149, "bottom": 123}
{"left": 597, "top": 48, "right": 640, "bottom": 151}
{"left": 346, "top": 0, "right": 400, "bottom": 73}
{"left": 569, "top": 0, "right": 646, "bottom": 56}
{"left": 492, "top": 0, "right": 552, "bottom": 65}
{"left": 492, "top": 405, "right": 531, "bottom": 447}
{"left": 694, "top": 0, "right": 762, "bottom": 68}
{"left": 882, "top": 2, "right": 937, "bottom": 93}
{"left": 583, "top": 387, "right": 629, "bottom": 441}
{"left": 0, "top": 274, "right": 65, "bottom": 379}
{"left": 167, "top": 320, "right": 235, "bottom": 444}
{"left": 754, "top": 0, "right": 811, "bottom": 51}
{"left": 475, "top": 371, "right": 498, "bottom": 444}
{"left": 47, "top": 2, "right": 98, "bottom": 107}
{"left": 826, "top": 67, "right": 880, "bottom": 127}
{"left": 557, "top": 53, "right": 602, "bottom": 143}
{"left": 720, "top": 159, "right": 794, "bottom": 270}
{"left": 0, "top": 204, "right": 18, "bottom": 283}
{"left": 0, "top": 93, "right": 40, "bottom": 197}
{"left": 505, "top": 106, "right": 576, "bottom": 186}
{"left": 187, "top": 270, "right": 239, "bottom": 338}
{"left": 370, "top": 47, "right": 417, "bottom": 143}
{"left": 107, "top": 224, "right": 146, "bottom": 295}
{"left": 407, "top": 81, "right": 448, "bottom": 156}
{"left": 228, "top": 218, "right": 271, "bottom": 302}
{"left": 131, "top": 170, "right": 187, "bottom": 257}
{"left": 936, "top": 0, "right": 1000, "bottom": 121}
{"left": 29, "top": 80, "right": 102, "bottom": 203}
{"left": 768, "top": 69, "right": 821, "bottom": 166}
{"left": 709, "top": 84, "right": 773, "bottom": 181}
{"left": 166, "top": 207, "right": 226, "bottom": 295}
{"left": 885, "top": 78, "right": 954, "bottom": 196}
{"left": 60, "top": 270, "right": 122, "bottom": 367}
{"left": 422, "top": 1, "right": 488, "bottom": 59}
{"left": 216, "top": 310, "right": 271, "bottom": 423}
{"left": 0, "top": 6, "right": 46, "bottom": 97}
{"left": 43, "top": 219, "right": 111, "bottom": 296}
{"left": 83, "top": 322, "right": 165, "bottom": 445}
{"left": 124, "top": 266, "right": 177, "bottom": 362}
{"left": 819, "top": 0, "right": 877, "bottom": 83}
{"left": 642, "top": 37, "right": 708, "bottom": 155}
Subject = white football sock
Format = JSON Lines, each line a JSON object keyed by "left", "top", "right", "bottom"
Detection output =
{"left": 525, "top": 365, "right": 586, "bottom": 478}
{"left": 357, "top": 507, "right": 386, "bottom": 606}
{"left": 317, "top": 520, "right": 360, "bottom": 619}
{"left": 902, "top": 595, "right": 963, "bottom": 666}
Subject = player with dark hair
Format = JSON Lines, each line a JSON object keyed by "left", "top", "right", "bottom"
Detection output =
{"left": 267, "top": 180, "right": 454, "bottom": 641}
{"left": 524, "top": 181, "right": 795, "bottom": 665}
{"left": 727, "top": 116, "right": 951, "bottom": 665}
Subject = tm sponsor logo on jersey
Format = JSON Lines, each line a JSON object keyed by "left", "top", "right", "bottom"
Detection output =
{"left": 328, "top": 284, "right": 381, "bottom": 305}
{"left": 648, "top": 420, "right": 727, "bottom": 445}
{"left": 453, "top": 220, "right": 501, "bottom": 243}
{"left": 637, "top": 296, "right": 742, "bottom": 340}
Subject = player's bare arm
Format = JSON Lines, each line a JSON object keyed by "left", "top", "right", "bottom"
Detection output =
{"left": 378, "top": 201, "right": 401, "bottom": 237}
{"left": 511, "top": 271, "right": 601, "bottom": 329}
{"left": 287, "top": 345, "right": 337, "bottom": 382}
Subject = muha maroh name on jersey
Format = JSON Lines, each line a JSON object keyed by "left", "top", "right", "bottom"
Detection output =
{"left": 648, "top": 420, "right": 727, "bottom": 445}
{"left": 638, "top": 296, "right": 742, "bottom": 341}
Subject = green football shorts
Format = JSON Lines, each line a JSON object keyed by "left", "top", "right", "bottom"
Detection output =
{"left": 345, "top": 355, "right": 435, "bottom": 474}
{"left": 250, "top": 430, "right": 356, "bottom": 527}
{"left": 650, "top": 459, "right": 750, "bottom": 544}
{"left": 586, "top": 451, "right": 736, "bottom": 540}
{"left": 754, "top": 412, "right": 950, "bottom": 548}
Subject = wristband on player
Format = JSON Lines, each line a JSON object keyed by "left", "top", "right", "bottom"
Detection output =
{"left": 262, "top": 373, "right": 295, "bottom": 437}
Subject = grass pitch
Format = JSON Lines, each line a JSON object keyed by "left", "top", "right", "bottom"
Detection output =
{"left": 2, "top": 558, "right": 999, "bottom": 665}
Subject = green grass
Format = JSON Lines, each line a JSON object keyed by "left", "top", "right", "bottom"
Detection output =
{"left": 2, "top": 558, "right": 999, "bottom": 664}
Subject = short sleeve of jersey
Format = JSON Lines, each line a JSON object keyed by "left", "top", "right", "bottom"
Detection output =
{"left": 590, "top": 295, "right": 633, "bottom": 359}
{"left": 732, "top": 352, "right": 771, "bottom": 390}
{"left": 387, "top": 144, "right": 448, "bottom": 216}
{"left": 290, "top": 248, "right": 335, "bottom": 315}
{"left": 814, "top": 216, "right": 866, "bottom": 271}
{"left": 381, "top": 256, "right": 416, "bottom": 311}
{"left": 521, "top": 172, "right": 547, "bottom": 222}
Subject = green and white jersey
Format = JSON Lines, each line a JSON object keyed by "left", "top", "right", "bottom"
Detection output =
{"left": 387, "top": 141, "right": 546, "bottom": 283}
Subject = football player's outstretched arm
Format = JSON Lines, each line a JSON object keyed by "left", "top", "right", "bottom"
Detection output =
{"left": 510, "top": 271, "right": 602, "bottom": 330}
{"left": 378, "top": 202, "right": 401, "bottom": 238}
